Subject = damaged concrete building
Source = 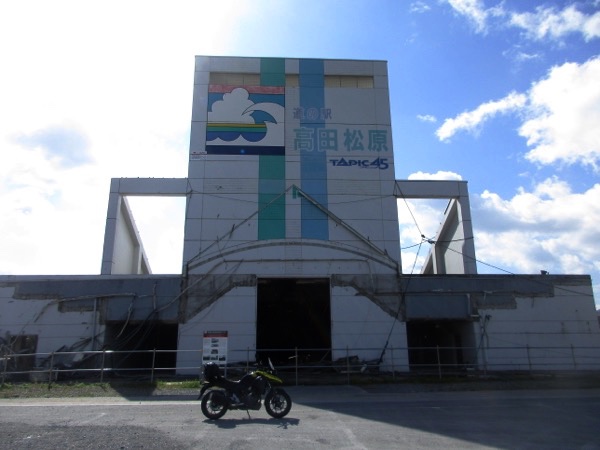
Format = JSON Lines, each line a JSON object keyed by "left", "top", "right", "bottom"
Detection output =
{"left": 1, "top": 56, "right": 599, "bottom": 376}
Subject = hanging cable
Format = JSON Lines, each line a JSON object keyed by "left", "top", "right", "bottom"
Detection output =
{"left": 185, "top": 185, "right": 296, "bottom": 268}
{"left": 396, "top": 185, "right": 424, "bottom": 238}
{"left": 443, "top": 245, "right": 595, "bottom": 298}
{"left": 377, "top": 239, "right": 424, "bottom": 365}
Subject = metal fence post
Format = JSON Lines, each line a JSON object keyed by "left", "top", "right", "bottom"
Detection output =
{"left": 1, "top": 354, "right": 8, "bottom": 386}
{"left": 294, "top": 347, "right": 298, "bottom": 386}
{"left": 151, "top": 348, "right": 156, "bottom": 383}
{"left": 346, "top": 346, "right": 350, "bottom": 385}
{"left": 391, "top": 346, "right": 395, "bottom": 381}
{"left": 526, "top": 345, "right": 532, "bottom": 374}
{"left": 100, "top": 349, "right": 106, "bottom": 383}
{"left": 48, "top": 352, "right": 55, "bottom": 387}
{"left": 436, "top": 346, "right": 442, "bottom": 380}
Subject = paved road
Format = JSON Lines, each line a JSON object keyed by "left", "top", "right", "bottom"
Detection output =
{"left": 1, "top": 386, "right": 599, "bottom": 449}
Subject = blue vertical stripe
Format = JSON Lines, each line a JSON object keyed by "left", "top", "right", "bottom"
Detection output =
{"left": 299, "top": 59, "right": 329, "bottom": 240}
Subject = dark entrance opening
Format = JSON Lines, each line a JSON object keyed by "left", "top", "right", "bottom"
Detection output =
{"left": 104, "top": 322, "right": 178, "bottom": 375}
{"left": 406, "top": 320, "right": 476, "bottom": 373}
{"left": 257, "top": 278, "right": 331, "bottom": 365}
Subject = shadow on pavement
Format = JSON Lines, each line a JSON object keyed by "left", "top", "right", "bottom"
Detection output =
{"left": 205, "top": 417, "right": 300, "bottom": 429}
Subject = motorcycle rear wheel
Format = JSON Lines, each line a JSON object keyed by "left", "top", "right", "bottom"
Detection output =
{"left": 264, "top": 388, "right": 292, "bottom": 418}
{"left": 201, "top": 389, "right": 228, "bottom": 420}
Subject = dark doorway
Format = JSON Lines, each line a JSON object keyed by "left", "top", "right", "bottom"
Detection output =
{"left": 104, "top": 322, "right": 178, "bottom": 374}
{"left": 406, "top": 320, "right": 476, "bottom": 373}
{"left": 257, "top": 278, "right": 331, "bottom": 365}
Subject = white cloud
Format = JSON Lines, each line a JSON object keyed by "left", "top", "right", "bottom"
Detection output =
{"left": 447, "top": 0, "right": 491, "bottom": 33}
{"left": 446, "top": 1, "right": 600, "bottom": 43}
{"left": 407, "top": 170, "right": 463, "bottom": 180}
{"left": 410, "top": 1, "right": 431, "bottom": 14}
{"left": 473, "top": 179, "right": 600, "bottom": 284}
{"left": 502, "top": 48, "right": 542, "bottom": 64}
{"left": 13, "top": 125, "right": 92, "bottom": 168}
{"left": 0, "top": 1, "right": 253, "bottom": 275}
{"left": 417, "top": 114, "right": 438, "bottom": 123}
{"left": 510, "top": 5, "right": 600, "bottom": 41}
{"left": 436, "top": 91, "right": 527, "bottom": 141}
{"left": 436, "top": 57, "right": 600, "bottom": 171}
{"left": 520, "top": 57, "right": 600, "bottom": 169}
{"left": 514, "top": 52, "right": 541, "bottom": 62}
{"left": 0, "top": 142, "right": 107, "bottom": 274}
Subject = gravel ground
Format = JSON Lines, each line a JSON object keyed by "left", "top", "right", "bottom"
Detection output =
{"left": 1, "top": 423, "right": 189, "bottom": 450}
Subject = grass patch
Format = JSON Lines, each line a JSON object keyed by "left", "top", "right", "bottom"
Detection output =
{"left": 156, "top": 380, "right": 201, "bottom": 389}
{"left": 0, "top": 378, "right": 203, "bottom": 399}
{"left": 0, "top": 381, "right": 116, "bottom": 398}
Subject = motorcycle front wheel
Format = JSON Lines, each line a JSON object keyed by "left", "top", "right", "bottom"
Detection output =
{"left": 264, "top": 388, "right": 292, "bottom": 418}
{"left": 200, "top": 389, "right": 228, "bottom": 420}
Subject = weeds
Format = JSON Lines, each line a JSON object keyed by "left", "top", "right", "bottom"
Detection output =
{"left": 0, "top": 379, "right": 200, "bottom": 398}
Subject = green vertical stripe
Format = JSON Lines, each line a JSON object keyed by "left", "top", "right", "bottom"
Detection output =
{"left": 258, "top": 156, "right": 286, "bottom": 239}
{"left": 258, "top": 58, "right": 286, "bottom": 240}
{"left": 260, "top": 58, "right": 285, "bottom": 86}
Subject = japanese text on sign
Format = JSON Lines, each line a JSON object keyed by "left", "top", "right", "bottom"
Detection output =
{"left": 293, "top": 127, "right": 388, "bottom": 152}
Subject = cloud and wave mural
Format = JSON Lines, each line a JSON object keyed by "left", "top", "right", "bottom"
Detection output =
{"left": 206, "top": 86, "right": 285, "bottom": 155}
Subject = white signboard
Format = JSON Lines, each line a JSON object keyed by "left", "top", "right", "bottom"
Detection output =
{"left": 202, "top": 330, "right": 228, "bottom": 366}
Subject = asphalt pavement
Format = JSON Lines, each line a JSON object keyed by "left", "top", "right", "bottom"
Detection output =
{"left": 1, "top": 385, "right": 599, "bottom": 449}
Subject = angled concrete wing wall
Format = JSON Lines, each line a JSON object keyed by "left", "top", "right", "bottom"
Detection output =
{"left": 101, "top": 178, "right": 189, "bottom": 275}
{"left": 394, "top": 180, "right": 477, "bottom": 274}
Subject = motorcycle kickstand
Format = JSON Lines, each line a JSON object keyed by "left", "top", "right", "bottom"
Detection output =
{"left": 245, "top": 409, "right": 252, "bottom": 419}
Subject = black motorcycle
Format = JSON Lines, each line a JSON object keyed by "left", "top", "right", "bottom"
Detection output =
{"left": 198, "top": 360, "right": 292, "bottom": 420}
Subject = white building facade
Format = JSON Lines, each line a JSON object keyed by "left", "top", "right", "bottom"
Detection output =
{"left": 1, "top": 56, "right": 598, "bottom": 376}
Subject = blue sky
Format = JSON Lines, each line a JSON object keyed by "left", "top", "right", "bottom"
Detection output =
{"left": 1, "top": 0, "right": 599, "bottom": 308}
